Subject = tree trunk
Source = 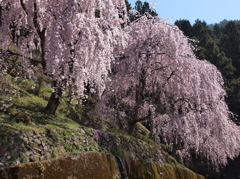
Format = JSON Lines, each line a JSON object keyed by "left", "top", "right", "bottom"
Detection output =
{"left": 128, "top": 111, "right": 152, "bottom": 134}
{"left": 128, "top": 120, "right": 137, "bottom": 134}
{"left": 44, "top": 92, "right": 61, "bottom": 115}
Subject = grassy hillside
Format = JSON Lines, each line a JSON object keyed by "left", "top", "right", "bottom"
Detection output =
{"left": 0, "top": 73, "right": 201, "bottom": 175}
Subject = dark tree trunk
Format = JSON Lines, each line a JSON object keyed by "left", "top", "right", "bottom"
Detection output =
{"left": 128, "top": 110, "right": 152, "bottom": 134}
{"left": 44, "top": 92, "right": 61, "bottom": 115}
{"left": 128, "top": 120, "right": 138, "bottom": 134}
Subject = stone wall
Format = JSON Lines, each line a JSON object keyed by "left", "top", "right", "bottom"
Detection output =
{"left": 0, "top": 152, "right": 120, "bottom": 179}
{"left": 0, "top": 126, "right": 205, "bottom": 179}
{"left": 0, "top": 151, "right": 205, "bottom": 179}
{"left": 0, "top": 126, "right": 99, "bottom": 168}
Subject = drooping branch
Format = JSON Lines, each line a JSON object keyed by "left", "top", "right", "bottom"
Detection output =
{"left": 132, "top": 110, "right": 152, "bottom": 124}
{"left": 33, "top": 2, "right": 47, "bottom": 70}
{"left": 6, "top": 50, "right": 42, "bottom": 64}
{"left": 20, "top": 0, "right": 27, "bottom": 15}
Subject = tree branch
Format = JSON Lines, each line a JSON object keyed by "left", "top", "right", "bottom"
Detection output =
{"left": 20, "top": 0, "right": 28, "bottom": 15}
{"left": 132, "top": 110, "right": 152, "bottom": 124}
{"left": 6, "top": 50, "right": 43, "bottom": 64}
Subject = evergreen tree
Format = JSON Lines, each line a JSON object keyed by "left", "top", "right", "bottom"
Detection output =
{"left": 142, "top": 1, "right": 158, "bottom": 16}
{"left": 213, "top": 24, "right": 222, "bottom": 42}
{"left": 174, "top": 19, "right": 193, "bottom": 37}
{"left": 135, "top": 0, "right": 143, "bottom": 14}
{"left": 125, "top": 0, "right": 132, "bottom": 12}
{"left": 218, "top": 22, "right": 240, "bottom": 114}
{"left": 134, "top": 0, "right": 158, "bottom": 16}
{"left": 220, "top": 21, "right": 240, "bottom": 76}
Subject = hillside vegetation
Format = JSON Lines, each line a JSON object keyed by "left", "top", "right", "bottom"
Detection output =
{"left": 0, "top": 72, "right": 206, "bottom": 179}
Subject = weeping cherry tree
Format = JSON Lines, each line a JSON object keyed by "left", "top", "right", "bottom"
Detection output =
{"left": 0, "top": 0, "right": 128, "bottom": 114}
{"left": 102, "top": 12, "right": 240, "bottom": 170}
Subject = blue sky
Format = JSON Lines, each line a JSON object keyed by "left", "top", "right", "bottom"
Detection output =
{"left": 128, "top": 0, "right": 240, "bottom": 25}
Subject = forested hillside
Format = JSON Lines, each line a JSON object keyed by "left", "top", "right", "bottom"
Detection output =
{"left": 175, "top": 19, "right": 240, "bottom": 122}
{"left": 208, "top": 19, "right": 240, "bottom": 29}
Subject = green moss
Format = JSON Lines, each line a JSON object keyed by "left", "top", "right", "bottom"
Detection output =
{"left": 14, "top": 123, "right": 44, "bottom": 132}
{"left": 111, "top": 148, "right": 124, "bottom": 157}
{"left": 38, "top": 163, "right": 46, "bottom": 174}
{"left": 123, "top": 157, "right": 205, "bottom": 179}
{"left": 113, "top": 174, "right": 121, "bottom": 179}
{"left": 52, "top": 149, "right": 59, "bottom": 155}
{"left": 61, "top": 122, "right": 80, "bottom": 130}
{"left": 8, "top": 43, "right": 20, "bottom": 53}
{"left": 45, "top": 124, "right": 62, "bottom": 130}
{"left": 14, "top": 94, "right": 47, "bottom": 109}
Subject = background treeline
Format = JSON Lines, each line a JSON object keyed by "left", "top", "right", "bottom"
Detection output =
{"left": 175, "top": 19, "right": 240, "bottom": 122}
{"left": 125, "top": 0, "right": 158, "bottom": 22}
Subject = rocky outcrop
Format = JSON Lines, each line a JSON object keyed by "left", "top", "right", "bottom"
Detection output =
{"left": 0, "top": 151, "right": 204, "bottom": 179}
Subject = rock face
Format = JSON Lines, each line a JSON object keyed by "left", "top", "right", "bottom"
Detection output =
{"left": 0, "top": 151, "right": 204, "bottom": 179}
{"left": 124, "top": 157, "right": 205, "bottom": 179}
{"left": 0, "top": 152, "right": 119, "bottom": 179}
